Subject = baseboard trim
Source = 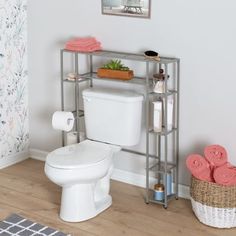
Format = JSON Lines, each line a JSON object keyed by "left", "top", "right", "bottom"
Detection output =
{"left": 29, "top": 149, "right": 48, "bottom": 161}
{"left": 29, "top": 148, "right": 190, "bottom": 199}
{"left": 112, "top": 168, "right": 190, "bottom": 199}
{"left": 0, "top": 151, "right": 29, "bottom": 169}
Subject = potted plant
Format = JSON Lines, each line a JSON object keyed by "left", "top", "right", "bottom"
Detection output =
{"left": 97, "top": 59, "right": 134, "bottom": 80}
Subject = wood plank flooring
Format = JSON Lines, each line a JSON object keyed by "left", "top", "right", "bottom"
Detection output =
{"left": 0, "top": 159, "right": 235, "bottom": 236}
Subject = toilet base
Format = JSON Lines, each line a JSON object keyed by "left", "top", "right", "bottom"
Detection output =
{"left": 60, "top": 183, "right": 112, "bottom": 222}
{"left": 95, "top": 195, "right": 112, "bottom": 216}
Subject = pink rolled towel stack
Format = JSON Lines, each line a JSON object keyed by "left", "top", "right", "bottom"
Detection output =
{"left": 65, "top": 37, "right": 102, "bottom": 52}
{"left": 186, "top": 145, "right": 236, "bottom": 186}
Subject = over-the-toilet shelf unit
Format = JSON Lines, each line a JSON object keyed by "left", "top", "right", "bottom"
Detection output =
{"left": 60, "top": 49, "right": 180, "bottom": 209}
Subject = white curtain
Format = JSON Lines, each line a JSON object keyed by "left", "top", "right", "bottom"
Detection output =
{"left": 0, "top": 0, "right": 29, "bottom": 158}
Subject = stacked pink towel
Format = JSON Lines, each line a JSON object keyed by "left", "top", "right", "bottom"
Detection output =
{"left": 186, "top": 154, "right": 213, "bottom": 182}
{"left": 65, "top": 37, "right": 102, "bottom": 52}
{"left": 186, "top": 145, "right": 236, "bottom": 186}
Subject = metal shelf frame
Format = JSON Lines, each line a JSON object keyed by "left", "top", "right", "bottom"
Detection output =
{"left": 60, "top": 49, "right": 180, "bottom": 208}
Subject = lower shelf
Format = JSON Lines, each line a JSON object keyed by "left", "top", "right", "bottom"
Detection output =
{"left": 148, "top": 191, "right": 177, "bottom": 206}
{"left": 79, "top": 72, "right": 151, "bottom": 86}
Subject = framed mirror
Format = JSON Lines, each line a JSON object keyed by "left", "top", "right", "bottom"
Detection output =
{"left": 102, "top": 0, "right": 151, "bottom": 18}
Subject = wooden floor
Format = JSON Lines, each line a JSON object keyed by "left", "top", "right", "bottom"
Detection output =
{"left": 0, "top": 159, "right": 235, "bottom": 236}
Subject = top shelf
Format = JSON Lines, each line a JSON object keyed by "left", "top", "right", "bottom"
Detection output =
{"left": 62, "top": 49, "right": 179, "bottom": 64}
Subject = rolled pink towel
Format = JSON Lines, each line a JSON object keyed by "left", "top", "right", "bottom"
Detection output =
{"left": 204, "top": 145, "right": 227, "bottom": 167}
{"left": 213, "top": 164, "right": 236, "bottom": 186}
{"left": 186, "top": 154, "right": 213, "bottom": 182}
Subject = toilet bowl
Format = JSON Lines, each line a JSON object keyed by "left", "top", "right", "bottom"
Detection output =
{"left": 45, "top": 140, "right": 121, "bottom": 222}
{"left": 45, "top": 87, "right": 143, "bottom": 222}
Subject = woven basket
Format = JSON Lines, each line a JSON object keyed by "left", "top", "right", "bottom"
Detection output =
{"left": 190, "top": 176, "right": 236, "bottom": 228}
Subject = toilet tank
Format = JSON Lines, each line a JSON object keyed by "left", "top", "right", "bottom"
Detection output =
{"left": 82, "top": 88, "right": 143, "bottom": 146}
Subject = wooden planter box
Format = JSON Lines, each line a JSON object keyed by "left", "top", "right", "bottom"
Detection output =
{"left": 97, "top": 68, "right": 134, "bottom": 80}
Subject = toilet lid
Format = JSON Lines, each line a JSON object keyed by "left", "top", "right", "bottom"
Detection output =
{"left": 46, "top": 140, "right": 112, "bottom": 169}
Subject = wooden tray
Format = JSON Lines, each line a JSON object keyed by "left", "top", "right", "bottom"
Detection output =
{"left": 97, "top": 68, "right": 134, "bottom": 80}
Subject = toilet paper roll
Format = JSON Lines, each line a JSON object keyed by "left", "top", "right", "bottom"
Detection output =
{"left": 52, "top": 111, "right": 74, "bottom": 132}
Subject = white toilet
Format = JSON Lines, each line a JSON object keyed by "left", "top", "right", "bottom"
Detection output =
{"left": 45, "top": 87, "right": 143, "bottom": 222}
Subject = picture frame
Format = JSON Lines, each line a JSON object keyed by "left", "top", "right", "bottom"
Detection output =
{"left": 101, "top": 0, "right": 151, "bottom": 18}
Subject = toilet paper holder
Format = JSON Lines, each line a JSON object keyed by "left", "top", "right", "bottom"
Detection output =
{"left": 67, "top": 118, "right": 74, "bottom": 125}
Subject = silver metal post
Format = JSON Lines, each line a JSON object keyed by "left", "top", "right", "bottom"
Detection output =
{"left": 158, "top": 135, "right": 161, "bottom": 184}
{"left": 75, "top": 53, "right": 80, "bottom": 143}
{"left": 164, "top": 63, "right": 168, "bottom": 208}
{"left": 145, "top": 61, "right": 150, "bottom": 204}
{"left": 175, "top": 60, "right": 180, "bottom": 199}
{"left": 89, "top": 54, "right": 93, "bottom": 87}
{"left": 60, "top": 49, "right": 65, "bottom": 146}
{"left": 158, "top": 63, "right": 162, "bottom": 183}
{"left": 172, "top": 62, "right": 177, "bottom": 197}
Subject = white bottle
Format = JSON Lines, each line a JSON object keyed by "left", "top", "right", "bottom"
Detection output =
{"left": 167, "top": 98, "right": 174, "bottom": 131}
{"left": 153, "top": 101, "right": 162, "bottom": 132}
{"left": 161, "top": 97, "right": 174, "bottom": 131}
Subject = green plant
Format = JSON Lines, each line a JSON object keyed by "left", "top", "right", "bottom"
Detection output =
{"left": 102, "top": 60, "right": 129, "bottom": 71}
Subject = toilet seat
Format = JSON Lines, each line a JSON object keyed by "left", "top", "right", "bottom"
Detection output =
{"left": 46, "top": 140, "right": 112, "bottom": 169}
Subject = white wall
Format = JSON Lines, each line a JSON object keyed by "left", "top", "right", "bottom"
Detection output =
{"left": 28, "top": 0, "right": 236, "bottom": 185}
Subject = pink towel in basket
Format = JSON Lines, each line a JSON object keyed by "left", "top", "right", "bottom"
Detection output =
{"left": 213, "top": 163, "right": 236, "bottom": 186}
{"left": 186, "top": 154, "right": 213, "bottom": 182}
{"left": 204, "top": 145, "right": 227, "bottom": 167}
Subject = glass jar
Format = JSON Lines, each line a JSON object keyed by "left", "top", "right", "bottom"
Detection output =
{"left": 153, "top": 183, "right": 164, "bottom": 201}
{"left": 153, "top": 69, "right": 169, "bottom": 93}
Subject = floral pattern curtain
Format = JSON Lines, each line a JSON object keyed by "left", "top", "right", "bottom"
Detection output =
{"left": 0, "top": 0, "right": 28, "bottom": 158}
